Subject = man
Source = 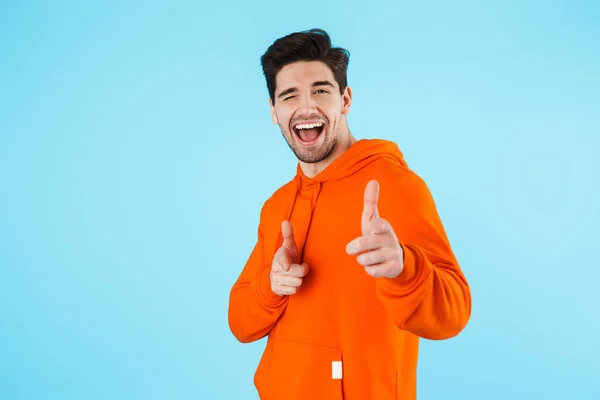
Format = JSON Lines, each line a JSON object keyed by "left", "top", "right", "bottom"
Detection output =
{"left": 228, "top": 28, "right": 471, "bottom": 400}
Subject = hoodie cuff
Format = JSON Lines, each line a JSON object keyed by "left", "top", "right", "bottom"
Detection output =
{"left": 254, "top": 263, "right": 287, "bottom": 307}
{"left": 377, "top": 243, "right": 429, "bottom": 292}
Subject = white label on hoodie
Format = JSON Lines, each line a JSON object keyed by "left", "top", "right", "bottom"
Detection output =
{"left": 332, "top": 361, "right": 343, "bottom": 379}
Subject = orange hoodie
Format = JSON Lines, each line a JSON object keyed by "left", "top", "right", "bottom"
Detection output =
{"left": 228, "top": 139, "right": 471, "bottom": 400}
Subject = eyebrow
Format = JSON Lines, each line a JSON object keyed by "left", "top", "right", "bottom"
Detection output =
{"left": 277, "top": 80, "right": 335, "bottom": 99}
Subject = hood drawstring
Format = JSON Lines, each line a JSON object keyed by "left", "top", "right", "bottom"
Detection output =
{"left": 282, "top": 139, "right": 406, "bottom": 260}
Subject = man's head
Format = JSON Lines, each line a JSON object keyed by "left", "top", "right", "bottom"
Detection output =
{"left": 261, "top": 29, "right": 353, "bottom": 166}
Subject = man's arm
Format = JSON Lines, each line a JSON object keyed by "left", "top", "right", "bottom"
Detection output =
{"left": 377, "top": 173, "right": 471, "bottom": 340}
{"left": 228, "top": 205, "right": 288, "bottom": 343}
{"left": 347, "top": 174, "right": 471, "bottom": 340}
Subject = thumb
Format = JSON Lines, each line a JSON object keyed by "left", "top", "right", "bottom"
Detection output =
{"left": 362, "top": 180, "right": 380, "bottom": 233}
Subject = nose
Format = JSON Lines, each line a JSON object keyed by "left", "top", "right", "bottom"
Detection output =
{"left": 297, "top": 92, "right": 318, "bottom": 113}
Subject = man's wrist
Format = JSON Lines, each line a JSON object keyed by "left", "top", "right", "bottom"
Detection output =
{"left": 255, "top": 264, "right": 287, "bottom": 306}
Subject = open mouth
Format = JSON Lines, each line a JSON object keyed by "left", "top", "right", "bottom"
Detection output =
{"left": 293, "top": 122, "right": 325, "bottom": 144}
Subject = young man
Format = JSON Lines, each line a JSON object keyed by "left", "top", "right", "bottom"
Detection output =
{"left": 228, "top": 28, "right": 471, "bottom": 400}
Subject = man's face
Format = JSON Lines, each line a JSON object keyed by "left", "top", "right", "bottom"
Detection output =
{"left": 269, "top": 61, "right": 352, "bottom": 164}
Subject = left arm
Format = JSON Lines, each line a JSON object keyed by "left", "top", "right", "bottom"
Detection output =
{"left": 346, "top": 175, "right": 471, "bottom": 340}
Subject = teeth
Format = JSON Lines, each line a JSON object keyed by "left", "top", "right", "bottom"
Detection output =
{"left": 295, "top": 122, "right": 324, "bottom": 130}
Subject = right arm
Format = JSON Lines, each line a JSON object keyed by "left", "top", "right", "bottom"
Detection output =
{"left": 227, "top": 207, "right": 288, "bottom": 343}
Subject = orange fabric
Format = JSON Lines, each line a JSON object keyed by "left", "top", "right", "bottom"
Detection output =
{"left": 228, "top": 139, "right": 471, "bottom": 400}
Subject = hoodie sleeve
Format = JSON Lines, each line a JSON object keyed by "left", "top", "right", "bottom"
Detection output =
{"left": 228, "top": 203, "right": 288, "bottom": 343}
{"left": 375, "top": 171, "right": 472, "bottom": 340}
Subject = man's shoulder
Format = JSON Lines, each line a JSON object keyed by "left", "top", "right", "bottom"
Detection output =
{"left": 367, "top": 153, "right": 425, "bottom": 186}
{"left": 365, "top": 156, "right": 439, "bottom": 220}
{"left": 258, "top": 177, "right": 297, "bottom": 220}
{"left": 360, "top": 155, "right": 436, "bottom": 211}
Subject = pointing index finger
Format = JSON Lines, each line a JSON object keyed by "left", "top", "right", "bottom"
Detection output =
{"left": 362, "top": 180, "right": 380, "bottom": 231}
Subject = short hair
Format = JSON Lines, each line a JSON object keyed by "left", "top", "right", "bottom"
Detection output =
{"left": 260, "top": 28, "right": 350, "bottom": 103}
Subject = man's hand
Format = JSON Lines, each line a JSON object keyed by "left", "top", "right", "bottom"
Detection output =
{"left": 346, "top": 180, "right": 404, "bottom": 279}
{"left": 270, "top": 220, "right": 309, "bottom": 296}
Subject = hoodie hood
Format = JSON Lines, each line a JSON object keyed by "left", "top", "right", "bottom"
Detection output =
{"left": 295, "top": 138, "right": 409, "bottom": 184}
{"left": 279, "top": 138, "right": 409, "bottom": 261}
{"left": 278, "top": 138, "right": 409, "bottom": 261}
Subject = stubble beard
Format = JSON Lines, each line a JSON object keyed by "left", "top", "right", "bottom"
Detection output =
{"left": 280, "top": 121, "right": 338, "bottom": 164}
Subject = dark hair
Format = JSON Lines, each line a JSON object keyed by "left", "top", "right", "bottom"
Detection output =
{"left": 260, "top": 28, "right": 350, "bottom": 103}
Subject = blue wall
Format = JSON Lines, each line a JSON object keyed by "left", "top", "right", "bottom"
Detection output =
{"left": 1, "top": 1, "right": 598, "bottom": 398}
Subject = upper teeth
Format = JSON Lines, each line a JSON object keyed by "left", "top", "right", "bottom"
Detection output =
{"left": 295, "top": 122, "right": 324, "bottom": 130}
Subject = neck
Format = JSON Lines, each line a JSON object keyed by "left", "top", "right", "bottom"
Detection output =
{"left": 299, "top": 130, "right": 357, "bottom": 179}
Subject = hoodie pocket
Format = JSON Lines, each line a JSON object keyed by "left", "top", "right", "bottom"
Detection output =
{"left": 254, "top": 336, "right": 344, "bottom": 400}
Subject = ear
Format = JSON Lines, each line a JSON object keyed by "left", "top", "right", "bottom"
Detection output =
{"left": 341, "top": 86, "right": 352, "bottom": 115}
{"left": 269, "top": 98, "right": 279, "bottom": 124}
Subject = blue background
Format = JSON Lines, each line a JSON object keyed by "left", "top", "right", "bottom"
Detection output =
{"left": 1, "top": 1, "right": 598, "bottom": 399}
